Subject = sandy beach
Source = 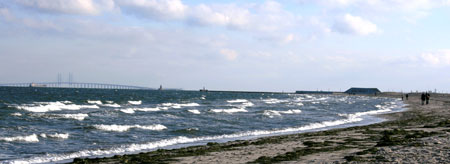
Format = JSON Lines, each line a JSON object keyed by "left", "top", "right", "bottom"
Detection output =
{"left": 71, "top": 92, "right": 450, "bottom": 163}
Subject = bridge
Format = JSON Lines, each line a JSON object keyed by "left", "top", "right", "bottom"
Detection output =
{"left": 0, "top": 82, "right": 154, "bottom": 90}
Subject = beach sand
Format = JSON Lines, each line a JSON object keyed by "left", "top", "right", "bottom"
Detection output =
{"left": 71, "top": 93, "right": 450, "bottom": 163}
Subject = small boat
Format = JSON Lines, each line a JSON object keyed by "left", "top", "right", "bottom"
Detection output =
{"left": 199, "top": 87, "right": 208, "bottom": 92}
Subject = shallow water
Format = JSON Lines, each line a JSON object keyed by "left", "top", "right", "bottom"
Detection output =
{"left": 0, "top": 87, "right": 404, "bottom": 163}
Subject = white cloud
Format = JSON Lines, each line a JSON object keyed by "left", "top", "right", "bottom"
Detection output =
{"left": 115, "top": 0, "right": 187, "bottom": 20}
{"left": 310, "top": 0, "right": 436, "bottom": 11}
{"left": 219, "top": 49, "right": 238, "bottom": 61}
{"left": 0, "top": 8, "right": 14, "bottom": 21}
{"left": 282, "top": 34, "right": 295, "bottom": 44}
{"left": 421, "top": 50, "right": 450, "bottom": 67}
{"left": 188, "top": 4, "right": 250, "bottom": 29}
{"left": 15, "top": 0, "right": 111, "bottom": 15}
{"left": 333, "top": 13, "right": 378, "bottom": 35}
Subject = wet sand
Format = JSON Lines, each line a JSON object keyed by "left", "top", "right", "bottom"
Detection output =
{"left": 71, "top": 92, "right": 450, "bottom": 163}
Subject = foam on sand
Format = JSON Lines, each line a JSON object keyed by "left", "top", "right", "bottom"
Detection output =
{"left": 188, "top": 109, "right": 201, "bottom": 114}
{"left": 0, "top": 134, "right": 39, "bottom": 143}
{"left": 128, "top": 101, "right": 142, "bottom": 105}
{"left": 93, "top": 124, "right": 167, "bottom": 132}
{"left": 15, "top": 101, "right": 99, "bottom": 113}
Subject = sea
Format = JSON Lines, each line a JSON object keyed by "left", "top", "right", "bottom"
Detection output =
{"left": 0, "top": 87, "right": 404, "bottom": 164}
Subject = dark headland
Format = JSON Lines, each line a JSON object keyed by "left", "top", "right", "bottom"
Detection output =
{"left": 71, "top": 92, "right": 450, "bottom": 163}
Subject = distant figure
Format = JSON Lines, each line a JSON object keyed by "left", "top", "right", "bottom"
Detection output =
{"left": 402, "top": 95, "right": 404, "bottom": 101}
{"left": 426, "top": 92, "right": 430, "bottom": 105}
{"left": 421, "top": 93, "right": 426, "bottom": 105}
{"left": 406, "top": 94, "right": 409, "bottom": 100}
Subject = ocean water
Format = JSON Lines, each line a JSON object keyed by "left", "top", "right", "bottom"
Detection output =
{"left": 0, "top": 87, "right": 404, "bottom": 164}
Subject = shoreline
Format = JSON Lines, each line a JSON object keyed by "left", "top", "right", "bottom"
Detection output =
{"left": 70, "top": 92, "right": 450, "bottom": 163}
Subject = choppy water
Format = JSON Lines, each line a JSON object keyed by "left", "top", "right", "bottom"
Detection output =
{"left": 0, "top": 87, "right": 404, "bottom": 164}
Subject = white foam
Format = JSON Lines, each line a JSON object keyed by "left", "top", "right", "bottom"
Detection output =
{"left": 56, "top": 113, "right": 89, "bottom": 121}
{"left": 7, "top": 116, "right": 363, "bottom": 164}
{"left": 93, "top": 124, "right": 167, "bottom": 132}
{"left": 105, "top": 101, "right": 114, "bottom": 104}
{"left": 48, "top": 133, "right": 69, "bottom": 139}
{"left": 11, "top": 112, "right": 22, "bottom": 116}
{"left": 128, "top": 101, "right": 142, "bottom": 105}
{"left": 87, "top": 100, "right": 103, "bottom": 105}
{"left": 119, "top": 108, "right": 135, "bottom": 114}
{"left": 136, "top": 108, "right": 161, "bottom": 112}
{"left": 241, "top": 102, "right": 254, "bottom": 107}
{"left": 39, "top": 133, "right": 69, "bottom": 139}
{"left": 262, "top": 98, "right": 288, "bottom": 104}
{"left": 210, "top": 108, "right": 248, "bottom": 114}
{"left": 102, "top": 104, "right": 121, "bottom": 108}
{"left": 280, "top": 109, "right": 302, "bottom": 114}
{"left": 161, "top": 103, "right": 200, "bottom": 109}
{"left": 119, "top": 107, "right": 162, "bottom": 114}
{"left": 263, "top": 110, "right": 302, "bottom": 118}
{"left": 339, "top": 106, "right": 394, "bottom": 119}
{"left": 188, "top": 109, "right": 201, "bottom": 114}
{"left": 0, "top": 134, "right": 39, "bottom": 143}
{"left": 16, "top": 102, "right": 99, "bottom": 113}
{"left": 227, "top": 99, "right": 248, "bottom": 103}
{"left": 263, "top": 110, "right": 282, "bottom": 118}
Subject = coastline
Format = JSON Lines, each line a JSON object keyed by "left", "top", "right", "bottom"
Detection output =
{"left": 71, "top": 92, "right": 450, "bottom": 163}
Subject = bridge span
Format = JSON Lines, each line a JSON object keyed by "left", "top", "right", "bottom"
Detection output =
{"left": 0, "top": 82, "right": 153, "bottom": 90}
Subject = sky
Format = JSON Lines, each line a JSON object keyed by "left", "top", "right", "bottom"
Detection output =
{"left": 1, "top": 0, "right": 450, "bottom": 92}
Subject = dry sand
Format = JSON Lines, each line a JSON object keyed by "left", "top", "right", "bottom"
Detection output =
{"left": 71, "top": 93, "right": 450, "bottom": 163}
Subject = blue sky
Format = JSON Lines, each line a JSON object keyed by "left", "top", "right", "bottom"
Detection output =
{"left": 1, "top": 0, "right": 450, "bottom": 92}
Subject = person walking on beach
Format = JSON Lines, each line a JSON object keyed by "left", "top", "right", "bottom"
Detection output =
{"left": 406, "top": 94, "right": 408, "bottom": 100}
{"left": 421, "top": 93, "right": 426, "bottom": 105}
{"left": 426, "top": 92, "right": 430, "bottom": 105}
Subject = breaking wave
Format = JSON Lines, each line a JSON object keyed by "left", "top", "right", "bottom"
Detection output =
{"left": 101, "top": 103, "right": 121, "bottom": 108}
{"left": 210, "top": 108, "right": 248, "bottom": 114}
{"left": 161, "top": 103, "right": 200, "bottom": 109}
{"left": 87, "top": 100, "right": 103, "bottom": 105}
{"left": 263, "top": 109, "right": 302, "bottom": 118}
{"left": 93, "top": 124, "right": 167, "bottom": 132}
{"left": 55, "top": 113, "right": 89, "bottom": 121}
{"left": 39, "top": 133, "right": 69, "bottom": 139}
{"left": 119, "top": 107, "right": 162, "bottom": 114}
{"left": 0, "top": 134, "right": 39, "bottom": 143}
{"left": 262, "top": 98, "right": 288, "bottom": 104}
{"left": 6, "top": 115, "right": 364, "bottom": 164}
{"left": 128, "top": 101, "right": 142, "bottom": 105}
{"left": 187, "top": 109, "right": 201, "bottom": 114}
{"left": 14, "top": 102, "right": 99, "bottom": 113}
{"left": 227, "top": 99, "right": 248, "bottom": 103}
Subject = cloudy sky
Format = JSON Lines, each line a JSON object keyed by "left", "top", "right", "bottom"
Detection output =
{"left": 1, "top": 0, "right": 450, "bottom": 92}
